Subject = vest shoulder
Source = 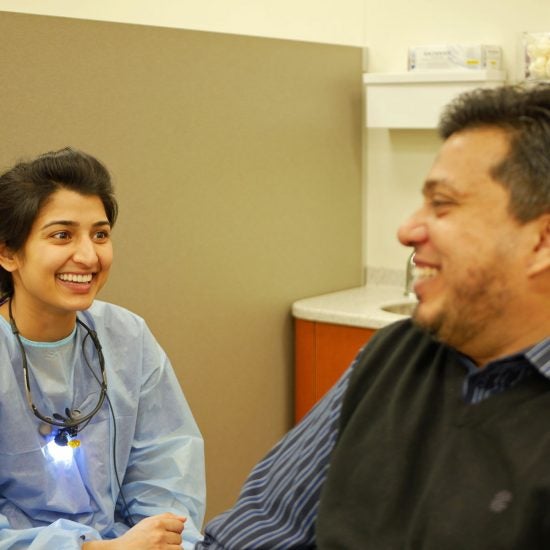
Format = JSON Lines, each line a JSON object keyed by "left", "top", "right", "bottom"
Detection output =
{"left": 342, "top": 319, "right": 450, "bottom": 419}
{"left": 357, "top": 318, "right": 441, "bottom": 366}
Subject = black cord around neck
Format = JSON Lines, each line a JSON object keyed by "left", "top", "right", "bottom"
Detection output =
{"left": 8, "top": 297, "right": 107, "bottom": 429}
{"left": 8, "top": 297, "right": 135, "bottom": 526}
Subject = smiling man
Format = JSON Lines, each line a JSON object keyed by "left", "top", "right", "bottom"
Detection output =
{"left": 398, "top": 124, "right": 549, "bottom": 364}
{"left": 197, "top": 84, "right": 550, "bottom": 549}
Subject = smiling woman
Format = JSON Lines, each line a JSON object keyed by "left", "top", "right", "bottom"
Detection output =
{"left": 0, "top": 148, "right": 206, "bottom": 550}
{"left": 3, "top": 189, "right": 114, "bottom": 340}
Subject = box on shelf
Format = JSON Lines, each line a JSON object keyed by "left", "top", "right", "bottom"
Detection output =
{"left": 408, "top": 44, "right": 502, "bottom": 72}
{"left": 519, "top": 32, "right": 550, "bottom": 81}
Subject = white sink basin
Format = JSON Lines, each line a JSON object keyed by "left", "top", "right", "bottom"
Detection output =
{"left": 380, "top": 300, "right": 418, "bottom": 316}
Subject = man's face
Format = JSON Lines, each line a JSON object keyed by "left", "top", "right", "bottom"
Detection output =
{"left": 397, "top": 127, "right": 535, "bottom": 361}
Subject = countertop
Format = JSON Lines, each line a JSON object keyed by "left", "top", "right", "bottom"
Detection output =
{"left": 291, "top": 284, "right": 417, "bottom": 329}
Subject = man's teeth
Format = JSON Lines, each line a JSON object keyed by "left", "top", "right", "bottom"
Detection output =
{"left": 413, "top": 266, "right": 438, "bottom": 281}
{"left": 58, "top": 273, "right": 93, "bottom": 283}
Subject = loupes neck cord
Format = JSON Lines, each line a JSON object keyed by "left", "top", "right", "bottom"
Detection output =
{"left": 8, "top": 298, "right": 108, "bottom": 445}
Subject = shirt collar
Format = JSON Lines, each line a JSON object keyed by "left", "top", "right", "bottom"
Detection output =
{"left": 457, "top": 337, "right": 550, "bottom": 404}
{"left": 525, "top": 337, "right": 550, "bottom": 379}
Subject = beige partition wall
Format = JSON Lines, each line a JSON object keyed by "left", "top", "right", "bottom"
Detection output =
{"left": 0, "top": 11, "right": 363, "bottom": 520}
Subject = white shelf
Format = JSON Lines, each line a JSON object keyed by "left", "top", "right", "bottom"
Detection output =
{"left": 363, "top": 70, "right": 507, "bottom": 129}
{"left": 363, "top": 69, "right": 506, "bottom": 84}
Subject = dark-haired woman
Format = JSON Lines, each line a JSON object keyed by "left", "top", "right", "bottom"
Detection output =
{"left": 0, "top": 148, "right": 205, "bottom": 549}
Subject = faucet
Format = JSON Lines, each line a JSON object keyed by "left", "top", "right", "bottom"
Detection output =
{"left": 404, "top": 251, "right": 416, "bottom": 298}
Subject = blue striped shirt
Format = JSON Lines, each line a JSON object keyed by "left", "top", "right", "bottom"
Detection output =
{"left": 197, "top": 337, "right": 550, "bottom": 549}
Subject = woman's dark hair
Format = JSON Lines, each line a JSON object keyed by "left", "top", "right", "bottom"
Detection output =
{"left": 0, "top": 147, "right": 118, "bottom": 296}
{"left": 438, "top": 83, "right": 550, "bottom": 222}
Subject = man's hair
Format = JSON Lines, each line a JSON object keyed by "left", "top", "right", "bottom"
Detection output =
{"left": 438, "top": 83, "right": 550, "bottom": 222}
{"left": 0, "top": 147, "right": 118, "bottom": 296}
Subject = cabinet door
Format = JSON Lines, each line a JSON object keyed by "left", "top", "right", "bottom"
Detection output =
{"left": 295, "top": 319, "right": 374, "bottom": 423}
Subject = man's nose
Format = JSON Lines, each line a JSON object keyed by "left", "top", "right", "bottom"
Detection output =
{"left": 397, "top": 209, "right": 428, "bottom": 247}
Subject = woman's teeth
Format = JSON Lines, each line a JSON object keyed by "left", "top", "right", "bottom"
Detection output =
{"left": 58, "top": 273, "right": 93, "bottom": 283}
{"left": 413, "top": 266, "right": 438, "bottom": 282}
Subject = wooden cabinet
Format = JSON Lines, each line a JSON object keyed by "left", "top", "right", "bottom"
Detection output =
{"left": 294, "top": 319, "right": 375, "bottom": 423}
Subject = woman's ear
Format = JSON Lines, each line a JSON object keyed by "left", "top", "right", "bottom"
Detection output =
{"left": 527, "top": 214, "right": 550, "bottom": 277}
{"left": 0, "top": 243, "right": 18, "bottom": 273}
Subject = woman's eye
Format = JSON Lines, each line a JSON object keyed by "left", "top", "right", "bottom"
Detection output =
{"left": 52, "top": 231, "right": 71, "bottom": 240}
{"left": 94, "top": 231, "right": 110, "bottom": 241}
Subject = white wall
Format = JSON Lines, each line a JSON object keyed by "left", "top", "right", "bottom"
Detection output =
{"left": 362, "top": 0, "right": 550, "bottom": 274}
{"left": 0, "top": 0, "right": 366, "bottom": 45}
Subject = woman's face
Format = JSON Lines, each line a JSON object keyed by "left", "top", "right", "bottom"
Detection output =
{"left": 3, "top": 188, "right": 113, "bottom": 320}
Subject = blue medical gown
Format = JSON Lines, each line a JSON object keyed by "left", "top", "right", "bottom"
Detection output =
{"left": 0, "top": 301, "right": 205, "bottom": 549}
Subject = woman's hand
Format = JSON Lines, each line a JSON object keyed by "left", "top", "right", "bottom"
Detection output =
{"left": 83, "top": 513, "right": 187, "bottom": 550}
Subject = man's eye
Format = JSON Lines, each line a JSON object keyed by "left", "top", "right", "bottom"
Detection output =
{"left": 94, "top": 231, "right": 110, "bottom": 241}
{"left": 430, "top": 197, "right": 454, "bottom": 210}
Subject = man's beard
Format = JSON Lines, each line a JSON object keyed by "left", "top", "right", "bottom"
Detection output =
{"left": 412, "top": 264, "right": 511, "bottom": 354}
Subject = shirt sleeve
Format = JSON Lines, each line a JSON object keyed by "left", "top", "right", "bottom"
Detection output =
{"left": 196, "top": 359, "right": 356, "bottom": 550}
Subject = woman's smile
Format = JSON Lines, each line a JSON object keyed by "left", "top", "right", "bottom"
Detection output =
{"left": 6, "top": 188, "right": 113, "bottom": 329}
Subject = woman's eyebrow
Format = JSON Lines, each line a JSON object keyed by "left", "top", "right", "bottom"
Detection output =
{"left": 40, "top": 220, "right": 111, "bottom": 230}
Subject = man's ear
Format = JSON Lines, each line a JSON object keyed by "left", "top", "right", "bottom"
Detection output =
{"left": 527, "top": 214, "right": 550, "bottom": 277}
{"left": 0, "top": 243, "right": 18, "bottom": 273}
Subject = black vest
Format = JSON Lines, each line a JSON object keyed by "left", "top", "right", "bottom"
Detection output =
{"left": 316, "top": 320, "right": 550, "bottom": 549}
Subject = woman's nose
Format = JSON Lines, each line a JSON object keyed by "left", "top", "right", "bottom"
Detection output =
{"left": 397, "top": 209, "right": 428, "bottom": 247}
{"left": 73, "top": 237, "right": 98, "bottom": 265}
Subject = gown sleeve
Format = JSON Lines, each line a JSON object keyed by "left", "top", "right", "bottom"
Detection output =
{"left": 0, "top": 515, "right": 101, "bottom": 549}
{"left": 114, "top": 326, "right": 206, "bottom": 549}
